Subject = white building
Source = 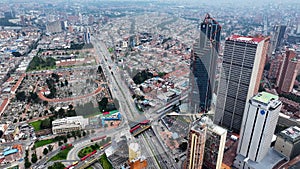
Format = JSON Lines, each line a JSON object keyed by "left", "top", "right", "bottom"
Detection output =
{"left": 52, "top": 116, "right": 88, "bottom": 134}
{"left": 234, "top": 92, "right": 284, "bottom": 169}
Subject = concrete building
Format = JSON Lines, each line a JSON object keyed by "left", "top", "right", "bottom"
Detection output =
{"left": 129, "top": 143, "right": 141, "bottom": 161}
{"left": 269, "top": 25, "right": 286, "bottom": 53}
{"left": 274, "top": 126, "right": 300, "bottom": 160}
{"left": 189, "top": 13, "right": 221, "bottom": 113}
{"left": 52, "top": 116, "right": 88, "bottom": 134}
{"left": 201, "top": 117, "right": 227, "bottom": 169}
{"left": 214, "top": 35, "right": 270, "bottom": 132}
{"left": 234, "top": 92, "right": 283, "bottom": 169}
{"left": 276, "top": 49, "right": 300, "bottom": 93}
{"left": 186, "top": 121, "right": 207, "bottom": 169}
{"left": 46, "top": 20, "right": 62, "bottom": 34}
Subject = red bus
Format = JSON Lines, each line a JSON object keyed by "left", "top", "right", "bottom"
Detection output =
{"left": 130, "top": 125, "right": 141, "bottom": 133}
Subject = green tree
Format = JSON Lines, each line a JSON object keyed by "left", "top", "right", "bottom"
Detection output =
{"left": 58, "top": 141, "right": 63, "bottom": 146}
{"left": 16, "top": 91, "right": 26, "bottom": 101}
{"left": 63, "top": 137, "right": 67, "bottom": 143}
{"left": 43, "top": 148, "right": 48, "bottom": 155}
{"left": 40, "top": 119, "right": 52, "bottom": 129}
{"left": 31, "top": 154, "right": 38, "bottom": 163}
{"left": 48, "top": 145, "right": 53, "bottom": 152}
{"left": 25, "top": 159, "right": 31, "bottom": 168}
{"left": 48, "top": 162, "right": 65, "bottom": 169}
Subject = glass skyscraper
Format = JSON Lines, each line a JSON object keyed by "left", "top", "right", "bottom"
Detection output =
{"left": 189, "top": 13, "right": 221, "bottom": 113}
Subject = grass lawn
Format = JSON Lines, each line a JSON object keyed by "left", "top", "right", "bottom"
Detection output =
{"left": 83, "top": 111, "right": 101, "bottom": 118}
{"left": 35, "top": 139, "right": 54, "bottom": 148}
{"left": 99, "top": 154, "right": 113, "bottom": 169}
{"left": 78, "top": 147, "right": 94, "bottom": 158}
{"left": 50, "top": 147, "right": 73, "bottom": 161}
{"left": 29, "top": 120, "right": 42, "bottom": 131}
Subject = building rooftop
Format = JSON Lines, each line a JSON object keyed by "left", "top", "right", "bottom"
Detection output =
{"left": 228, "top": 35, "right": 266, "bottom": 44}
{"left": 279, "top": 126, "right": 300, "bottom": 143}
{"left": 252, "top": 92, "right": 279, "bottom": 105}
{"left": 235, "top": 148, "right": 284, "bottom": 169}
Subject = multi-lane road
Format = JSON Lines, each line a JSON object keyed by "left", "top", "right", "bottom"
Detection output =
{"left": 92, "top": 36, "right": 177, "bottom": 169}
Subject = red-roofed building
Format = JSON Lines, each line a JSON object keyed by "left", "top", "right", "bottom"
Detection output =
{"left": 228, "top": 35, "right": 267, "bottom": 44}
{"left": 0, "top": 98, "right": 9, "bottom": 116}
{"left": 10, "top": 74, "right": 25, "bottom": 94}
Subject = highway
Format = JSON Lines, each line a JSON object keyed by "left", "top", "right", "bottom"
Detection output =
{"left": 92, "top": 36, "right": 172, "bottom": 168}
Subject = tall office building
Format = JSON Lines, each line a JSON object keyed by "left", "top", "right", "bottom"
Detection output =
{"left": 214, "top": 35, "right": 270, "bottom": 132}
{"left": 189, "top": 13, "right": 221, "bottom": 113}
{"left": 234, "top": 92, "right": 282, "bottom": 169}
{"left": 276, "top": 49, "right": 300, "bottom": 93}
{"left": 186, "top": 122, "right": 207, "bottom": 169}
{"left": 269, "top": 25, "right": 286, "bottom": 53}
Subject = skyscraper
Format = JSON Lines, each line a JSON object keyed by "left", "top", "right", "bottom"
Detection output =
{"left": 186, "top": 122, "right": 207, "bottom": 169}
{"left": 189, "top": 13, "right": 221, "bottom": 113}
{"left": 276, "top": 49, "right": 300, "bottom": 93}
{"left": 269, "top": 25, "right": 287, "bottom": 54}
{"left": 234, "top": 92, "right": 282, "bottom": 169}
{"left": 214, "top": 35, "right": 270, "bottom": 132}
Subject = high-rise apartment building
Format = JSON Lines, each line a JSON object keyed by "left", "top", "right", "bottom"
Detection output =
{"left": 189, "top": 13, "right": 221, "bottom": 113}
{"left": 186, "top": 122, "right": 207, "bottom": 169}
{"left": 234, "top": 92, "right": 282, "bottom": 169}
{"left": 268, "top": 53, "right": 283, "bottom": 80}
{"left": 214, "top": 35, "right": 270, "bottom": 132}
{"left": 276, "top": 49, "right": 300, "bottom": 93}
{"left": 83, "top": 27, "right": 91, "bottom": 44}
{"left": 201, "top": 117, "right": 227, "bottom": 169}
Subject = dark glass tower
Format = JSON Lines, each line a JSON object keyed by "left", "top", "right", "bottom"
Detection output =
{"left": 189, "top": 13, "right": 221, "bottom": 113}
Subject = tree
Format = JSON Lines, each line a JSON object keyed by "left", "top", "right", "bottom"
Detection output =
{"left": 48, "top": 145, "right": 53, "bottom": 152}
{"left": 25, "top": 159, "right": 31, "bottom": 168}
{"left": 58, "top": 108, "right": 65, "bottom": 117}
{"left": 65, "top": 79, "right": 68, "bottom": 86}
{"left": 40, "top": 119, "right": 52, "bottom": 129}
{"left": 58, "top": 141, "right": 63, "bottom": 146}
{"left": 16, "top": 91, "right": 26, "bottom": 101}
{"left": 48, "top": 162, "right": 65, "bottom": 169}
{"left": 43, "top": 148, "right": 48, "bottom": 155}
{"left": 12, "top": 51, "right": 22, "bottom": 57}
{"left": 49, "top": 106, "right": 55, "bottom": 113}
{"left": 43, "top": 101, "right": 48, "bottom": 106}
{"left": 63, "top": 137, "right": 67, "bottom": 143}
{"left": 31, "top": 154, "right": 37, "bottom": 163}
{"left": 83, "top": 131, "right": 86, "bottom": 137}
